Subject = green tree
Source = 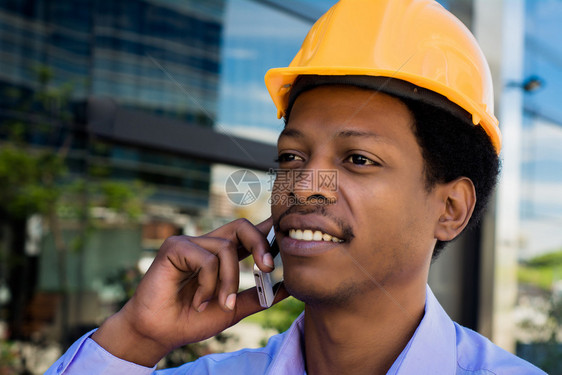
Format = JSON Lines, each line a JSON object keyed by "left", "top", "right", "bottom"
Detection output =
{"left": 0, "top": 66, "right": 151, "bottom": 349}
{"left": 517, "top": 249, "right": 562, "bottom": 373}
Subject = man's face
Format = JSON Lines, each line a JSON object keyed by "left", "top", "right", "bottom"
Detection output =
{"left": 271, "top": 85, "right": 442, "bottom": 306}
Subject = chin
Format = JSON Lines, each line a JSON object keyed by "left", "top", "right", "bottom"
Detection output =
{"left": 283, "top": 274, "right": 361, "bottom": 308}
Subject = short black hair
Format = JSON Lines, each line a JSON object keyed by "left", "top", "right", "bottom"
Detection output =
{"left": 401, "top": 98, "right": 500, "bottom": 259}
{"left": 284, "top": 76, "right": 501, "bottom": 260}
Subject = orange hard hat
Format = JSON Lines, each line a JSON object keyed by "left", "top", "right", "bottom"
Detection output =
{"left": 265, "top": 0, "right": 501, "bottom": 153}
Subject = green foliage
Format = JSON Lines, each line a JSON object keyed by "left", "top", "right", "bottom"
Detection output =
{"left": 99, "top": 180, "right": 152, "bottom": 220}
{"left": 524, "top": 250, "right": 562, "bottom": 268}
{"left": 32, "top": 65, "right": 73, "bottom": 123}
{"left": 518, "top": 266, "right": 555, "bottom": 291}
{"left": 0, "top": 144, "right": 65, "bottom": 218}
{"left": 245, "top": 296, "right": 305, "bottom": 334}
{"left": 518, "top": 250, "right": 562, "bottom": 291}
{"left": 0, "top": 341, "right": 22, "bottom": 373}
{"left": 0, "top": 142, "right": 150, "bottom": 223}
{"left": 0, "top": 65, "right": 69, "bottom": 219}
{"left": 60, "top": 179, "right": 152, "bottom": 223}
{"left": 34, "top": 65, "right": 54, "bottom": 86}
{"left": 517, "top": 250, "right": 562, "bottom": 373}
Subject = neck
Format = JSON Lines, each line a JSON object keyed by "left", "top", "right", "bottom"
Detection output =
{"left": 303, "top": 282, "right": 426, "bottom": 375}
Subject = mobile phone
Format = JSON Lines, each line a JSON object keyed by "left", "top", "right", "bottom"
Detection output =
{"left": 253, "top": 227, "right": 283, "bottom": 308}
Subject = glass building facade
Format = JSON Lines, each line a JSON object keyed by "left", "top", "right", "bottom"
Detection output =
{"left": 519, "top": 0, "right": 562, "bottom": 258}
{"left": 0, "top": 0, "right": 227, "bottom": 347}
{"left": 0, "top": 0, "right": 225, "bottom": 211}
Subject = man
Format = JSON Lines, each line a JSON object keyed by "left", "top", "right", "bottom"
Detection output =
{"left": 47, "top": 0, "right": 545, "bottom": 373}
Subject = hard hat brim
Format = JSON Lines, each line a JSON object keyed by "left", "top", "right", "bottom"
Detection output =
{"left": 265, "top": 67, "right": 501, "bottom": 154}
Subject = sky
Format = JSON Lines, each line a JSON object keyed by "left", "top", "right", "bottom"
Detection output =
{"left": 214, "top": 0, "right": 562, "bottom": 259}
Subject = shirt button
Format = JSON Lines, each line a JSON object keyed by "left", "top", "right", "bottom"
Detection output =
{"left": 57, "top": 362, "right": 65, "bottom": 373}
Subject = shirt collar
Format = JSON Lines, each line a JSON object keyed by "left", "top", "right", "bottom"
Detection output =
{"left": 266, "top": 313, "right": 307, "bottom": 375}
{"left": 388, "top": 285, "right": 457, "bottom": 374}
{"left": 266, "top": 285, "right": 457, "bottom": 375}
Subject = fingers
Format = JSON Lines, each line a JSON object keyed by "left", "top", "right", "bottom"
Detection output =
{"left": 163, "top": 217, "right": 276, "bottom": 313}
{"left": 206, "top": 217, "right": 272, "bottom": 237}
{"left": 187, "top": 237, "right": 240, "bottom": 312}
{"left": 205, "top": 218, "right": 275, "bottom": 272}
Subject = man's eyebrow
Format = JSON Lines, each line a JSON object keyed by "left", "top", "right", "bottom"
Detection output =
{"left": 336, "top": 130, "right": 380, "bottom": 138}
{"left": 335, "top": 129, "right": 395, "bottom": 144}
{"left": 279, "top": 128, "right": 396, "bottom": 145}
{"left": 279, "top": 128, "right": 303, "bottom": 138}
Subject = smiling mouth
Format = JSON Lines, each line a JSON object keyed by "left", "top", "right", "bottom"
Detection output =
{"left": 288, "top": 228, "right": 344, "bottom": 243}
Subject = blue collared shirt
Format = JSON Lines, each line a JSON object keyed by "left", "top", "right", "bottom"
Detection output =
{"left": 46, "top": 286, "right": 545, "bottom": 374}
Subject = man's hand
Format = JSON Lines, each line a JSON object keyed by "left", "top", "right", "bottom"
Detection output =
{"left": 91, "top": 218, "right": 288, "bottom": 367}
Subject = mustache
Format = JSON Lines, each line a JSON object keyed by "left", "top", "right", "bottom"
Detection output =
{"left": 275, "top": 204, "right": 355, "bottom": 242}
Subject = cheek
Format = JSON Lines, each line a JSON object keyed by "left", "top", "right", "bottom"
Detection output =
{"left": 348, "top": 182, "right": 433, "bottom": 279}
{"left": 270, "top": 185, "right": 289, "bottom": 220}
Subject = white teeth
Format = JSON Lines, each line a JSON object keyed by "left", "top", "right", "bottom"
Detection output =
{"left": 313, "top": 231, "right": 323, "bottom": 241}
{"left": 288, "top": 229, "right": 342, "bottom": 243}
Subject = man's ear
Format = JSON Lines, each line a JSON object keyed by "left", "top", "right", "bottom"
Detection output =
{"left": 434, "top": 177, "right": 476, "bottom": 242}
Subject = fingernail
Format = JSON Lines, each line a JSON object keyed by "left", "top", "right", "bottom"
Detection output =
{"left": 197, "top": 301, "right": 209, "bottom": 312}
{"left": 263, "top": 253, "right": 274, "bottom": 268}
{"left": 225, "top": 293, "right": 236, "bottom": 311}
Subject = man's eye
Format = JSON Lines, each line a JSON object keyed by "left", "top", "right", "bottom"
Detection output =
{"left": 346, "top": 154, "right": 378, "bottom": 166}
{"left": 275, "top": 153, "right": 303, "bottom": 163}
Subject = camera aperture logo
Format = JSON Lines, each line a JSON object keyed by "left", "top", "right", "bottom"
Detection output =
{"left": 225, "top": 170, "right": 261, "bottom": 206}
{"left": 225, "top": 168, "right": 339, "bottom": 206}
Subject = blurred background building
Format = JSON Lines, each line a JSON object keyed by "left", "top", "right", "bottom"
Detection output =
{"left": 0, "top": 0, "right": 561, "bottom": 372}
{"left": 0, "top": 0, "right": 227, "bottom": 348}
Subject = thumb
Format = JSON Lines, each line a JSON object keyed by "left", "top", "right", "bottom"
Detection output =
{"left": 232, "top": 284, "right": 290, "bottom": 324}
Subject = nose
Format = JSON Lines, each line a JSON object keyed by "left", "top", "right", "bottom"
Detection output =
{"left": 282, "top": 168, "right": 338, "bottom": 206}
